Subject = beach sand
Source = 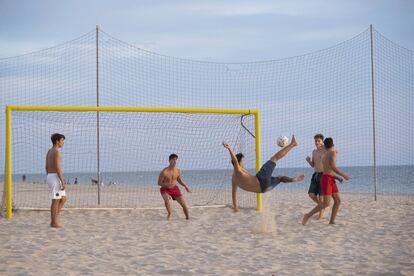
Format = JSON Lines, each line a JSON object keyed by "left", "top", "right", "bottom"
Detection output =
{"left": 1, "top": 192, "right": 413, "bottom": 275}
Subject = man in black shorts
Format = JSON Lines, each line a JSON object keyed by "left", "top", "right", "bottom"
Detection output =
{"left": 305, "top": 134, "right": 325, "bottom": 219}
{"left": 223, "top": 135, "right": 304, "bottom": 211}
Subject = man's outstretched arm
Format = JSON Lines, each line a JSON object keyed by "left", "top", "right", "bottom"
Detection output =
{"left": 222, "top": 143, "right": 241, "bottom": 172}
{"left": 305, "top": 155, "right": 314, "bottom": 168}
{"left": 177, "top": 171, "right": 192, "bottom": 193}
{"left": 329, "top": 152, "right": 350, "bottom": 180}
{"left": 333, "top": 175, "right": 344, "bottom": 183}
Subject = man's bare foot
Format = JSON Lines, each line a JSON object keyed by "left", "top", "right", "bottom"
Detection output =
{"left": 329, "top": 221, "right": 336, "bottom": 225}
{"left": 302, "top": 214, "right": 310, "bottom": 225}
{"left": 290, "top": 135, "right": 298, "bottom": 147}
{"left": 51, "top": 223, "right": 63, "bottom": 228}
{"left": 167, "top": 213, "right": 172, "bottom": 220}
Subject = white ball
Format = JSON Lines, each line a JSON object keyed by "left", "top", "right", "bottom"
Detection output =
{"left": 277, "top": 136, "right": 289, "bottom": 147}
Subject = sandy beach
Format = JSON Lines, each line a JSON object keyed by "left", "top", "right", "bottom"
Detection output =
{"left": 1, "top": 191, "right": 413, "bottom": 275}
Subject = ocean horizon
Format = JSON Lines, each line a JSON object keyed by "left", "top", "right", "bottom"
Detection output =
{"left": 2, "top": 165, "right": 413, "bottom": 194}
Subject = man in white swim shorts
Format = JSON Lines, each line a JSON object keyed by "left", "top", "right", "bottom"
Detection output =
{"left": 45, "top": 133, "right": 66, "bottom": 228}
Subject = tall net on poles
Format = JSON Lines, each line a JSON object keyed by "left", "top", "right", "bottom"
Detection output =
{"left": 1, "top": 26, "right": 413, "bottom": 215}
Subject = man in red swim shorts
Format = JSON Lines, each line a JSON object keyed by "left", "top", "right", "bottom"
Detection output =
{"left": 160, "top": 185, "right": 182, "bottom": 200}
{"left": 303, "top": 137, "right": 350, "bottom": 225}
{"left": 158, "top": 153, "right": 192, "bottom": 220}
{"left": 321, "top": 174, "right": 339, "bottom": 196}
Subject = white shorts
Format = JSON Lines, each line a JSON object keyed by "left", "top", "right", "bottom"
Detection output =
{"left": 47, "top": 173, "right": 66, "bottom": 200}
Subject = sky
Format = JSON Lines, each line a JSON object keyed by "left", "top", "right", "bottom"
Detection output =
{"left": 0, "top": 0, "right": 413, "bottom": 173}
{"left": 0, "top": 0, "right": 413, "bottom": 61}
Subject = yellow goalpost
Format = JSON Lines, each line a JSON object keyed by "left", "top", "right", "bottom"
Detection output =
{"left": 4, "top": 105, "right": 262, "bottom": 220}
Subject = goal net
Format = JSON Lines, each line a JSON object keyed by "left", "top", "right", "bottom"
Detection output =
{"left": 2, "top": 106, "right": 259, "bottom": 218}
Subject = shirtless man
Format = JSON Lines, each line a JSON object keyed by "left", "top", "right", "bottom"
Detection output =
{"left": 45, "top": 133, "right": 67, "bottom": 228}
{"left": 305, "top": 134, "right": 326, "bottom": 219}
{"left": 223, "top": 135, "right": 305, "bottom": 212}
{"left": 302, "top": 137, "right": 350, "bottom": 225}
{"left": 158, "top": 154, "right": 192, "bottom": 220}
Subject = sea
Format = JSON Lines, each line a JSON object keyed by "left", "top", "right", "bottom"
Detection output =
{"left": 2, "top": 165, "right": 413, "bottom": 195}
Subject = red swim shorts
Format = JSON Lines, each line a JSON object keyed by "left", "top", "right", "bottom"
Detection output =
{"left": 160, "top": 185, "right": 182, "bottom": 200}
{"left": 321, "top": 175, "right": 339, "bottom": 196}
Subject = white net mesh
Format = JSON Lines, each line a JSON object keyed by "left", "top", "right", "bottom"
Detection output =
{"left": 7, "top": 110, "right": 256, "bottom": 209}
{"left": 1, "top": 26, "right": 413, "bottom": 215}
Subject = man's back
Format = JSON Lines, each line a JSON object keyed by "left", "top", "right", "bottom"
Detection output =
{"left": 232, "top": 169, "right": 261, "bottom": 193}
{"left": 322, "top": 149, "right": 335, "bottom": 175}
{"left": 46, "top": 148, "right": 59, "bottom": 173}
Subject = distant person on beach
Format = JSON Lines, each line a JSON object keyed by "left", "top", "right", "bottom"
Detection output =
{"left": 158, "top": 154, "right": 192, "bottom": 220}
{"left": 74, "top": 177, "right": 78, "bottom": 185}
{"left": 45, "top": 133, "right": 67, "bottom": 228}
{"left": 305, "top": 133, "right": 327, "bottom": 219}
{"left": 302, "top": 137, "right": 350, "bottom": 225}
{"left": 223, "top": 135, "right": 305, "bottom": 212}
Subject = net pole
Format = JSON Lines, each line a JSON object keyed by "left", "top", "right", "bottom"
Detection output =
{"left": 254, "top": 111, "right": 262, "bottom": 212}
{"left": 96, "top": 25, "right": 101, "bottom": 205}
{"left": 370, "top": 24, "right": 378, "bottom": 201}
{"left": 5, "top": 106, "right": 12, "bottom": 220}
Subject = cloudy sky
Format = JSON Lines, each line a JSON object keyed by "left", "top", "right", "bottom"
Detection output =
{"left": 0, "top": 0, "right": 413, "bottom": 173}
{"left": 0, "top": 0, "right": 413, "bottom": 61}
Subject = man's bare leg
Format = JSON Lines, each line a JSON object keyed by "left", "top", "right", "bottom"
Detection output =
{"left": 278, "top": 175, "right": 305, "bottom": 183}
{"left": 302, "top": 195, "right": 331, "bottom": 225}
{"left": 50, "top": 200, "right": 56, "bottom": 226}
{"left": 329, "top": 193, "right": 341, "bottom": 224}
{"left": 317, "top": 196, "right": 324, "bottom": 219}
{"left": 58, "top": 196, "right": 66, "bottom": 215}
{"left": 161, "top": 193, "right": 173, "bottom": 220}
{"left": 308, "top": 193, "right": 319, "bottom": 204}
{"left": 270, "top": 135, "right": 298, "bottom": 163}
{"left": 317, "top": 195, "right": 327, "bottom": 220}
{"left": 309, "top": 193, "right": 323, "bottom": 219}
{"left": 176, "top": 196, "right": 190, "bottom": 220}
{"left": 50, "top": 199, "right": 62, "bottom": 228}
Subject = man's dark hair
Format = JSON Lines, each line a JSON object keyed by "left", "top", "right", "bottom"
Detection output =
{"left": 51, "top": 133, "right": 65, "bottom": 145}
{"left": 314, "top": 133, "right": 324, "bottom": 140}
{"left": 231, "top": 153, "right": 244, "bottom": 166}
{"left": 169, "top": 153, "right": 178, "bottom": 161}
{"left": 324, "top": 137, "right": 334, "bottom": 149}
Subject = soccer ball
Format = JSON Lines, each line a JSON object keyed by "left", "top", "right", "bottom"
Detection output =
{"left": 277, "top": 136, "right": 289, "bottom": 147}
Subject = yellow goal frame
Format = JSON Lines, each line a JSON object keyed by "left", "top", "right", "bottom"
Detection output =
{"left": 4, "top": 105, "right": 262, "bottom": 220}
